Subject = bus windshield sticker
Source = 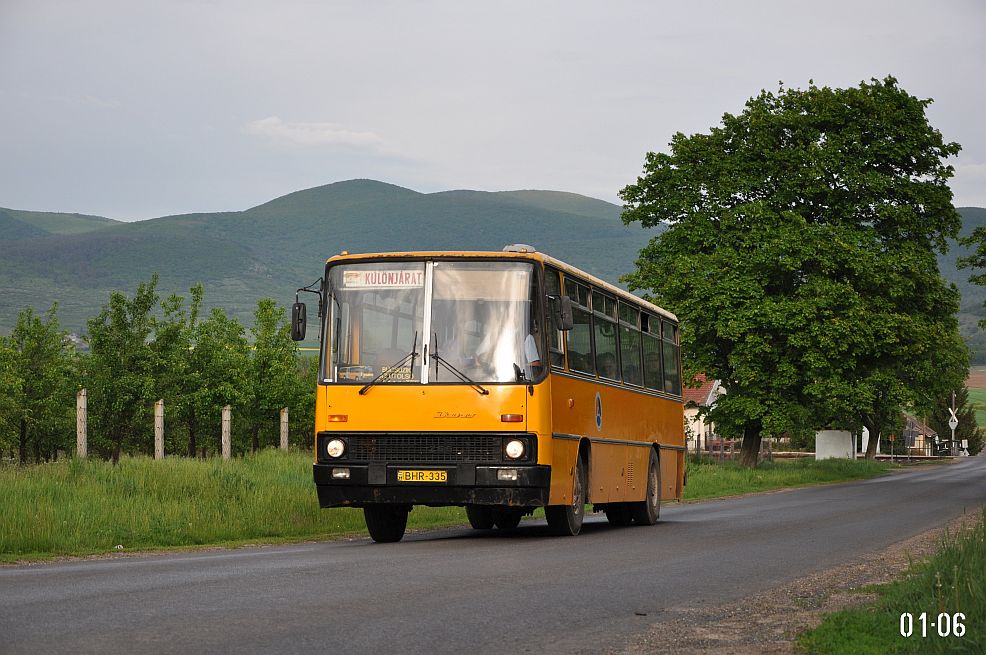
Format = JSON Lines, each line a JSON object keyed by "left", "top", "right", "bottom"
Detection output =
{"left": 343, "top": 270, "right": 424, "bottom": 289}
{"left": 338, "top": 365, "right": 375, "bottom": 381}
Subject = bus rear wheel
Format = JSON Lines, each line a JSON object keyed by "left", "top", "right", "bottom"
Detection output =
{"left": 546, "top": 454, "right": 586, "bottom": 536}
{"left": 364, "top": 504, "right": 410, "bottom": 543}
{"left": 630, "top": 450, "right": 661, "bottom": 526}
{"left": 466, "top": 505, "right": 495, "bottom": 530}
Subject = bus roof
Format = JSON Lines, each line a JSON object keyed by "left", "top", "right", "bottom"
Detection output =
{"left": 324, "top": 249, "right": 678, "bottom": 323}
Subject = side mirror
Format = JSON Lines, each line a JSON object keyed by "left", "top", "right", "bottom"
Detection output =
{"left": 549, "top": 295, "right": 574, "bottom": 331}
{"left": 291, "top": 302, "right": 307, "bottom": 341}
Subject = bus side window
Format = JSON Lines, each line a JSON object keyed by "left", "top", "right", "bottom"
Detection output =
{"left": 662, "top": 321, "right": 682, "bottom": 395}
{"left": 619, "top": 303, "right": 642, "bottom": 386}
{"left": 641, "top": 313, "right": 663, "bottom": 391}
{"left": 592, "top": 291, "right": 619, "bottom": 380}
{"left": 544, "top": 267, "right": 565, "bottom": 368}
{"left": 565, "top": 276, "right": 594, "bottom": 375}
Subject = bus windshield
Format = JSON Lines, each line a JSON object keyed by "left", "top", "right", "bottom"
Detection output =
{"left": 324, "top": 260, "right": 542, "bottom": 384}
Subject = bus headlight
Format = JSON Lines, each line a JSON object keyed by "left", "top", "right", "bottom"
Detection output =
{"left": 326, "top": 438, "right": 346, "bottom": 458}
{"left": 505, "top": 439, "right": 526, "bottom": 460}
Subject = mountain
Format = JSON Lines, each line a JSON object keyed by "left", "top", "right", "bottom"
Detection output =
{"left": 0, "top": 180, "right": 654, "bottom": 335}
{"left": 0, "top": 207, "right": 119, "bottom": 237}
{"left": 3, "top": 182, "right": 984, "bottom": 363}
{"left": 944, "top": 207, "right": 986, "bottom": 364}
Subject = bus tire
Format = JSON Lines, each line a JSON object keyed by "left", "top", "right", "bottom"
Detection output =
{"left": 631, "top": 449, "right": 661, "bottom": 526}
{"left": 466, "top": 505, "right": 495, "bottom": 530}
{"left": 493, "top": 508, "right": 523, "bottom": 530}
{"left": 546, "top": 454, "right": 586, "bottom": 536}
{"left": 364, "top": 504, "right": 410, "bottom": 543}
{"left": 604, "top": 503, "right": 633, "bottom": 526}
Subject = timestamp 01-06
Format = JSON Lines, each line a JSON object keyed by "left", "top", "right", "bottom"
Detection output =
{"left": 899, "top": 612, "right": 966, "bottom": 638}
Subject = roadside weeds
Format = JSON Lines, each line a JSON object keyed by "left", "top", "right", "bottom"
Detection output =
{"left": 613, "top": 510, "right": 983, "bottom": 655}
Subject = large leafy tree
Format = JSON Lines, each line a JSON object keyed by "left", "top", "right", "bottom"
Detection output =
{"left": 84, "top": 277, "right": 160, "bottom": 462}
{"left": 621, "top": 77, "right": 965, "bottom": 465}
{"left": 3, "top": 306, "right": 77, "bottom": 463}
{"left": 244, "top": 299, "right": 298, "bottom": 452}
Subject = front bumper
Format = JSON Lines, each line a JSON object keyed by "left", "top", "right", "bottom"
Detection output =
{"left": 313, "top": 463, "right": 550, "bottom": 508}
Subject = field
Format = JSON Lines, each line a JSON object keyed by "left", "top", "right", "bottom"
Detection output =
{"left": 967, "top": 367, "right": 986, "bottom": 428}
{"left": 1, "top": 452, "right": 894, "bottom": 562}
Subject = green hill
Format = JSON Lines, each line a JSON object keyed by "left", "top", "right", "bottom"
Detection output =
{"left": 2, "top": 181, "right": 985, "bottom": 363}
{"left": 0, "top": 180, "right": 654, "bottom": 336}
{"left": 0, "top": 207, "right": 119, "bottom": 238}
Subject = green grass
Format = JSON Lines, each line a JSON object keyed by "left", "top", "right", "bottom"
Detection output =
{"left": 0, "top": 451, "right": 466, "bottom": 562}
{"left": 682, "top": 457, "right": 892, "bottom": 501}
{"left": 966, "top": 387, "right": 986, "bottom": 428}
{"left": 0, "top": 452, "right": 894, "bottom": 562}
{"left": 799, "top": 509, "right": 986, "bottom": 654}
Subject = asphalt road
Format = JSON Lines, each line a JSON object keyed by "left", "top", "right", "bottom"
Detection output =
{"left": 3, "top": 457, "right": 985, "bottom": 655}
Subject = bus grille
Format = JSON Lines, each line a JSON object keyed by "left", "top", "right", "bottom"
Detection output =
{"left": 325, "top": 432, "right": 518, "bottom": 463}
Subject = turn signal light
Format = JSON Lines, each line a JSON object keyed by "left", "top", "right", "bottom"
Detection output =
{"left": 327, "top": 415, "right": 348, "bottom": 422}
{"left": 500, "top": 414, "right": 523, "bottom": 423}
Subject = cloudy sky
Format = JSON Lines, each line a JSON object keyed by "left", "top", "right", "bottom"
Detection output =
{"left": 1, "top": 0, "right": 984, "bottom": 221}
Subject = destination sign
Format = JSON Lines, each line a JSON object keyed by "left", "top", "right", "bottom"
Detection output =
{"left": 343, "top": 269, "right": 424, "bottom": 289}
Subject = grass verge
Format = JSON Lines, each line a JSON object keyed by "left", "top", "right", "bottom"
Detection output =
{"left": 1, "top": 452, "right": 893, "bottom": 561}
{"left": 799, "top": 509, "right": 986, "bottom": 654}
{"left": 682, "top": 456, "right": 891, "bottom": 501}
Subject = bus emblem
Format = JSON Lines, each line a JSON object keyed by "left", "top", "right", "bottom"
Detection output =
{"left": 595, "top": 392, "right": 602, "bottom": 431}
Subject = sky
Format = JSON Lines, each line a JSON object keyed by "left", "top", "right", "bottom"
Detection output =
{"left": 1, "top": 0, "right": 984, "bottom": 221}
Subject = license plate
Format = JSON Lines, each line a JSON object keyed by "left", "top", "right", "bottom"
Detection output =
{"left": 397, "top": 469, "right": 447, "bottom": 483}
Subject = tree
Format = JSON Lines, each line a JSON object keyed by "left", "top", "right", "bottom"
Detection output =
{"left": 84, "top": 277, "right": 159, "bottom": 462}
{"left": 620, "top": 77, "right": 965, "bottom": 465}
{"left": 189, "top": 307, "right": 250, "bottom": 456}
{"left": 243, "top": 299, "right": 297, "bottom": 452}
{"left": 152, "top": 284, "right": 203, "bottom": 456}
{"left": 928, "top": 387, "right": 983, "bottom": 456}
{"left": 0, "top": 336, "right": 24, "bottom": 456}
{"left": 3, "top": 306, "right": 77, "bottom": 463}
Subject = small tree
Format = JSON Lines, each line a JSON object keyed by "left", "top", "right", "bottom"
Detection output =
{"left": 84, "top": 277, "right": 159, "bottom": 462}
{"left": 190, "top": 307, "right": 250, "bottom": 456}
{"left": 929, "top": 387, "right": 983, "bottom": 456}
{"left": 152, "top": 284, "right": 203, "bottom": 456}
{"left": 4, "top": 306, "right": 77, "bottom": 463}
{"left": 244, "top": 299, "right": 298, "bottom": 452}
{"left": 0, "top": 336, "right": 24, "bottom": 456}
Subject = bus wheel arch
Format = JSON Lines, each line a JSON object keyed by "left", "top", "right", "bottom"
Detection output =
{"left": 630, "top": 446, "right": 661, "bottom": 525}
{"left": 545, "top": 440, "right": 588, "bottom": 536}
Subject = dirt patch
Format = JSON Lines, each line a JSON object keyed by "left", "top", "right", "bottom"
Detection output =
{"left": 613, "top": 510, "right": 983, "bottom": 655}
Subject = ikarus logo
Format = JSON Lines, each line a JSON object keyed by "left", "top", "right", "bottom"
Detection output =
{"left": 594, "top": 392, "right": 602, "bottom": 431}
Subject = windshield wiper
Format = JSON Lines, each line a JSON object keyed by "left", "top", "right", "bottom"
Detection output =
{"left": 432, "top": 333, "right": 489, "bottom": 395}
{"left": 359, "top": 332, "right": 418, "bottom": 395}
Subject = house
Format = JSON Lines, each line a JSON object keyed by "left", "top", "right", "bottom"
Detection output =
{"left": 683, "top": 374, "right": 723, "bottom": 451}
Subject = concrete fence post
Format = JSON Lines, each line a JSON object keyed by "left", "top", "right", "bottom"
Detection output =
{"left": 280, "top": 407, "right": 289, "bottom": 451}
{"left": 154, "top": 399, "right": 164, "bottom": 460}
{"left": 76, "top": 388, "right": 87, "bottom": 459}
{"left": 221, "top": 405, "right": 232, "bottom": 460}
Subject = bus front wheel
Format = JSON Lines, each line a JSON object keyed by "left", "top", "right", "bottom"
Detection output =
{"left": 364, "top": 504, "right": 410, "bottom": 543}
{"left": 630, "top": 450, "right": 661, "bottom": 525}
{"left": 466, "top": 505, "right": 495, "bottom": 530}
{"left": 546, "top": 455, "right": 586, "bottom": 536}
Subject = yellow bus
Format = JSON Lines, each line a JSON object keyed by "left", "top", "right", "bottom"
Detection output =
{"left": 291, "top": 245, "right": 685, "bottom": 542}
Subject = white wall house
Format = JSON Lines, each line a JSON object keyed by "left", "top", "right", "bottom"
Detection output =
{"left": 683, "top": 375, "right": 723, "bottom": 452}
